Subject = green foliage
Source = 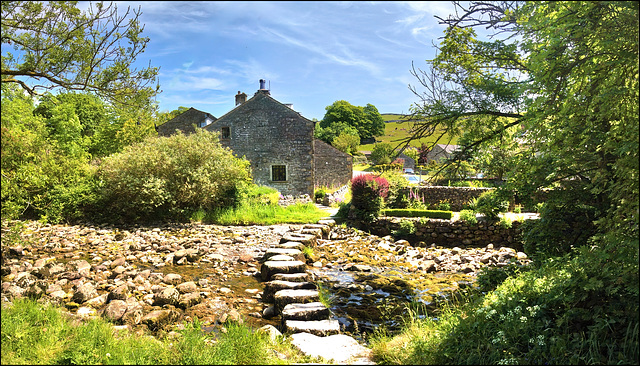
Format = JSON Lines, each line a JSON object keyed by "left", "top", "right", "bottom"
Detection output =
{"left": 1, "top": 1, "right": 159, "bottom": 106}
{"left": 314, "top": 187, "right": 327, "bottom": 201}
{"left": 474, "top": 190, "right": 509, "bottom": 221}
{"left": 1, "top": 85, "right": 97, "bottom": 223}
{"left": 380, "top": 171, "right": 411, "bottom": 209}
{"left": 335, "top": 201, "right": 351, "bottom": 219}
{"left": 371, "top": 161, "right": 404, "bottom": 172}
{"left": 475, "top": 261, "right": 530, "bottom": 293}
{"left": 370, "top": 142, "right": 396, "bottom": 165}
{"left": 96, "top": 130, "right": 251, "bottom": 222}
{"left": 320, "top": 100, "right": 385, "bottom": 141}
{"left": 314, "top": 121, "right": 359, "bottom": 145}
{"left": 393, "top": 219, "right": 416, "bottom": 237}
{"left": 522, "top": 197, "right": 598, "bottom": 261}
{"left": 382, "top": 209, "right": 452, "bottom": 219}
{"left": 458, "top": 209, "right": 477, "bottom": 225}
{"left": 332, "top": 131, "right": 361, "bottom": 155}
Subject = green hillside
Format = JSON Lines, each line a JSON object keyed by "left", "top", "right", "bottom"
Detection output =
{"left": 359, "top": 114, "right": 459, "bottom": 152}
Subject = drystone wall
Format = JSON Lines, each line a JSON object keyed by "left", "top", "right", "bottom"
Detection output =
{"left": 367, "top": 217, "right": 526, "bottom": 251}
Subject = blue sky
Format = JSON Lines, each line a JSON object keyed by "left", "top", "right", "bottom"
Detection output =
{"left": 121, "top": 1, "right": 457, "bottom": 120}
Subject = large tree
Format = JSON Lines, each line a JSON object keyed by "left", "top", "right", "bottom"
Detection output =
{"left": 319, "top": 100, "right": 385, "bottom": 142}
{"left": 1, "top": 1, "right": 159, "bottom": 106}
{"left": 408, "top": 1, "right": 638, "bottom": 249}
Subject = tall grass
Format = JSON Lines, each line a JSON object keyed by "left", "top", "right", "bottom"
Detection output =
{"left": 1, "top": 298, "right": 312, "bottom": 365}
{"left": 189, "top": 184, "right": 327, "bottom": 225}
{"left": 205, "top": 201, "right": 327, "bottom": 225}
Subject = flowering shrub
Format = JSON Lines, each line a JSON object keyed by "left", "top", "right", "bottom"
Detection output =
{"left": 350, "top": 174, "right": 389, "bottom": 222}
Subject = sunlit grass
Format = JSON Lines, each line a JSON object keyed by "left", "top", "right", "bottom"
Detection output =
{"left": 360, "top": 115, "right": 459, "bottom": 152}
{"left": 206, "top": 202, "right": 326, "bottom": 225}
{"left": 1, "top": 298, "right": 312, "bottom": 365}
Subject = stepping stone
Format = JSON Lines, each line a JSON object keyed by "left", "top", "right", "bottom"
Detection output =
{"left": 271, "top": 272, "right": 311, "bottom": 282}
{"left": 274, "top": 289, "right": 319, "bottom": 314}
{"left": 284, "top": 319, "right": 341, "bottom": 336}
{"left": 262, "top": 280, "right": 317, "bottom": 303}
{"left": 303, "top": 223, "right": 331, "bottom": 237}
{"left": 263, "top": 248, "right": 305, "bottom": 262}
{"left": 289, "top": 333, "right": 373, "bottom": 364}
{"left": 301, "top": 227, "right": 324, "bottom": 238}
{"left": 267, "top": 254, "right": 296, "bottom": 262}
{"left": 280, "top": 232, "right": 316, "bottom": 247}
{"left": 260, "top": 260, "right": 306, "bottom": 282}
{"left": 317, "top": 219, "right": 336, "bottom": 228}
{"left": 273, "top": 241, "right": 305, "bottom": 251}
{"left": 281, "top": 302, "right": 330, "bottom": 321}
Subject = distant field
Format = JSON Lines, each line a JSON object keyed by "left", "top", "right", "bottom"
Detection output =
{"left": 359, "top": 114, "right": 459, "bottom": 152}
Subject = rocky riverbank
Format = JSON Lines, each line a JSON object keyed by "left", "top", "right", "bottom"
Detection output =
{"left": 1, "top": 219, "right": 530, "bottom": 363}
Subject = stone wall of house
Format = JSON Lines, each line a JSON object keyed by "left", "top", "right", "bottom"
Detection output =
{"left": 314, "top": 139, "right": 353, "bottom": 189}
{"left": 403, "top": 186, "right": 494, "bottom": 211}
{"left": 209, "top": 92, "right": 315, "bottom": 197}
{"left": 367, "top": 217, "right": 526, "bottom": 250}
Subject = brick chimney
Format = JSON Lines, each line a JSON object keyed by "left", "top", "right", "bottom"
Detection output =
{"left": 235, "top": 91, "right": 247, "bottom": 106}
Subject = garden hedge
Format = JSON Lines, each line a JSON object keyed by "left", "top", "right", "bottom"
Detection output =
{"left": 381, "top": 209, "right": 453, "bottom": 219}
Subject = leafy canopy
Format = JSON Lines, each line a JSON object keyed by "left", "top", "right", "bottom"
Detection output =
{"left": 319, "top": 100, "right": 385, "bottom": 142}
{"left": 409, "top": 1, "right": 638, "bottom": 251}
{"left": 1, "top": 1, "right": 159, "bottom": 106}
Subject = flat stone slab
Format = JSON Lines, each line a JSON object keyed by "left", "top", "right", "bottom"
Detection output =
{"left": 260, "top": 260, "right": 306, "bottom": 281}
{"left": 284, "top": 319, "right": 341, "bottom": 336}
{"left": 317, "top": 219, "right": 336, "bottom": 228}
{"left": 266, "top": 254, "right": 296, "bottom": 262}
{"left": 289, "top": 332, "right": 374, "bottom": 364}
{"left": 281, "top": 301, "right": 330, "bottom": 321}
{"left": 271, "top": 272, "right": 311, "bottom": 282}
{"left": 273, "top": 241, "right": 305, "bottom": 251}
{"left": 262, "top": 280, "right": 317, "bottom": 303}
{"left": 303, "top": 223, "right": 330, "bottom": 233}
{"left": 280, "top": 232, "right": 316, "bottom": 247}
{"left": 263, "top": 248, "right": 305, "bottom": 262}
{"left": 274, "top": 289, "right": 319, "bottom": 314}
{"left": 301, "top": 227, "right": 324, "bottom": 238}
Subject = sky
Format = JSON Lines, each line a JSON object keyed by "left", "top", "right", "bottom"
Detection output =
{"left": 116, "top": 1, "right": 458, "bottom": 120}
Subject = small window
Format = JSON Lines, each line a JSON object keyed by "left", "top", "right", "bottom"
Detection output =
{"left": 271, "top": 165, "right": 287, "bottom": 182}
{"left": 221, "top": 127, "right": 230, "bottom": 139}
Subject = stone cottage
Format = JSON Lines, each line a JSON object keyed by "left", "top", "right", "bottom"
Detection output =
{"left": 423, "top": 143, "right": 461, "bottom": 164}
{"left": 158, "top": 80, "right": 352, "bottom": 197}
{"left": 156, "top": 107, "right": 216, "bottom": 137}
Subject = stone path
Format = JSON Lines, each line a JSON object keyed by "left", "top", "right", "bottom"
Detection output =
{"left": 258, "top": 219, "right": 374, "bottom": 364}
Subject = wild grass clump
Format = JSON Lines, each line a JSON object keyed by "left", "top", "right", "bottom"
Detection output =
{"left": 1, "top": 298, "right": 307, "bottom": 365}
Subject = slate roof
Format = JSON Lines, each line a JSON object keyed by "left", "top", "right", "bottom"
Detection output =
{"left": 156, "top": 107, "right": 216, "bottom": 137}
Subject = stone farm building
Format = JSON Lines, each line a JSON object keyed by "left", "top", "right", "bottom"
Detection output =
{"left": 156, "top": 80, "right": 353, "bottom": 197}
{"left": 423, "top": 143, "right": 461, "bottom": 164}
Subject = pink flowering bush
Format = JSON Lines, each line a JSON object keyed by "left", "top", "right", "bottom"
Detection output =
{"left": 350, "top": 174, "right": 389, "bottom": 222}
